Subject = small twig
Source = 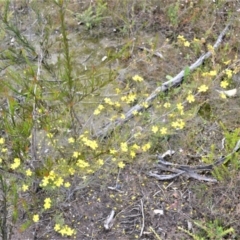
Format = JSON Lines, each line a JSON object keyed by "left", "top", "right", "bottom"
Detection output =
{"left": 107, "top": 186, "right": 124, "bottom": 193}
{"left": 149, "top": 226, "right": 162, "bottom": 240}
{"left": 140, "top": 199, "right": 145, "bottom": 237}
{"left": 148, "top": 171, "right": 184, "bottom": 180}
{"left": 138, "top": 46, "right": 164, "bottom": 59}
{"left": 108, "top": 168, "right": 124, "bottom": 193}
{"left": 80, "top": 52, "right": 93, "bottom": 64}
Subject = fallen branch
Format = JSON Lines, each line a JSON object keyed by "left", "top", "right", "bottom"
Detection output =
{"left": 148, "top": 139, "right": 240, "bottom": 182}
{"left": 96, "top": 24, "right": 230, "bottom": 138}
{"left": 104, "top": 210, "right": 115, "bottom": 230}
{"left": 140, "top": 199, "right": 145, "bottom": 237}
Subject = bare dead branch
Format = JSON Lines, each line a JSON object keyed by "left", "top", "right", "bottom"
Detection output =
{"left": 140, "top": 199, "right": 145, "bottom": 237}
{"left": 149, "top": 139, "right": 240, "bottom": 182}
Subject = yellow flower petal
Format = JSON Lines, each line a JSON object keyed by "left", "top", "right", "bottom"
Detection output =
{"left": 198, "top": 84, "right": 208, "bottom": 93}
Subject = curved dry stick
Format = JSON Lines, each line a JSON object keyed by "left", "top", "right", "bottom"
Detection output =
{"left": 96, "top": 24, "right": 230, "bottom": 137}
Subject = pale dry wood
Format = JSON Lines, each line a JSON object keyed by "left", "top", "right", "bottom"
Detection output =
{"left": 149, "top": 139, "right": 240, "bottom": 182}
{"left": 140, "top": 199, "right": 145, "bottom": 237}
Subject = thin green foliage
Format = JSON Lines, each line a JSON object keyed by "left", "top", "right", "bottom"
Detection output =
{"left": 73, "top": 0, "right": 107, "bottom": 29}
{"left": 179, "top": 219, "right": 234, "bottom": 240}
{"left": 167, "top": 1, "right": 180, "bottom": 27}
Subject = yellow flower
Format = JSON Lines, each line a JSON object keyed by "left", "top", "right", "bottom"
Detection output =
{"left": 120, "top": 114, "right": 126, "bottom": 119}
{"left": 73, "top": 151, "right": 79, "bottom": 158}
{"left": 130, "top": 151, "right": 136, "bottom": 158}
{"left": 207, "top": 44, "right": 214, "bottom": 53}
{"left": 97, "top": 159, "right": 104, "bottom": 166}
{"left": 220, "top": 80, "right": 229, "bottom": 89}
{"left": 193, "top": 38, "right": 200, "bottom": 43}
{"left": 44, "top": 198, "right": 51, "bottom": 209}
{"left": 152, "top": 126, "right": 158, "bottom": 134}
{"left": 118, "top": 161, "right": 125, "bottom": 169}
{"left": 125, "top": 93, "right": 137, "bottom": 104}
{"left": 142, "top": 143, "right": 151, "bottom": 152}
{"left": 10, "top": 158, "right": 21, "bottom": 170}
{"left": 59, "top": 227, "right": 67, "bottom": 236}
{"left": 64, "top": 182, "right": 71, "bottom": 188}
{"left": 41, "top": 176, "right": 49, "bottom": 187}
{"left": 115, "top": 88, "right": 121, "bottom": 94}
{"left": 160, "top": 127, "right": 167, "bottom": 135}
{"left": 77, "top": 159, "right": 90, "bottom": 168}
{"left": 82, "top": 138, "right": 98, "bottom": 150}
{"left": 172, "top": 121, "right": 179, "bottom": 129}
{"left": 225, "top": 69, "right": 232, "bottom": 78}
{"left": 68, "top": 168, "right": 75, "bottom": 175}
{"left": 54, "top": 224, "right": 61, "bottom": 232}
{"left": 68, "top": 137, "right": 75, "bottom": 143}
{"left": 1, "top": 148, "right": 7, "bottom": 153}
{"left": 121, "top": 96, "right": 127, "bottom": 102}
{"left": 132, "top": 75, "right": 143, "bottom": 82}
{"left": 223, "top": 60, "right": 231, "bottom": 65}
{"left": 87, "top": 169, "right": 94, "bottom": 174}
{"left": 132, "top": 144, "right": 140, "bottom": 150}
{"left": 110, "top": 149, "right": 117, "bottom": 155}
{"left": 26, "top": 169, "right": 32, "bottom": 176}
{"left": 0, "top": 138, "right": 5, "bottom": 144}
{"left": 93, "top": 109, "right": 101, "bottom": 115}
{"left": 186, "top": 94, "right": 195, "bottom": 103}
{"left": 177, "top": 103, "right": 184, "bottom": 111}
{"left": 202, "top": 72, "right": 208, "bottom": 77}
{"left": 163, "top": 102, "right": 171, "bottom": 108}
{"left": 177, "top": 119, "right": 185, "bottom": 129}
{"left": 22, "top": 184, "right": 29, "bottom": 192}
{"left": 58, "top": 225, "right": 76, "bottom": 237}
{"left": 172, "top": 119, "right": 185, "bottom": 129}
{"left": 65, "top": 227, "right": 75, "bottom": 236}
{"left": 98, "top": 104, "right": 104, "bottom": 110}
{"left": 48, "top": 171, "right": 56, "bottom": 180}
{"left": 38, "top": 108, "right": 43, "bottom": 114}
{"left": 88, "top": 140, "right": 98, "bottom": 150}
{"left": 114, "top": 102, "right": 121, "bottom": 108}
{"left": 184, "top": 41, "right": 190, "bottom": 47}
{"left": 121, "top": 142, "right": 128, "bottom": 152}
{"left": 209, "top": 70, "right": 217, "bottom": 76}
{"left": 220, "top": 93, "right": 227, "bottom": 99}
{"left": 133, "top": 110, "right": 138, "bottom": 115}
{"left": 0, "top": 158, "right": 2, "bottom": 164}
{"left": 93, "top": 104, "right": 104, "bottom": 115}
{"left": 47, "top": 133, "right": 53, "bottom": 138}
{"left": 177, "top": 35, "right": 186, "bottom": 41}
{"left": 141, "top": 102, "right": 149, "bottom": 108}
{"left": 110, "top": 116, "right": 117, "bottom": 122}
{"left": 33, "top": 214, "right": 39, "bottom": 223}
{"left": 54, "top": 177, "right": 64, "bottom": 187}
{"left": 104, "top": 98, "right": 114, "bottom": 105}
{"left": 198, "top": 84, "right": 208, "bottom": 93}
